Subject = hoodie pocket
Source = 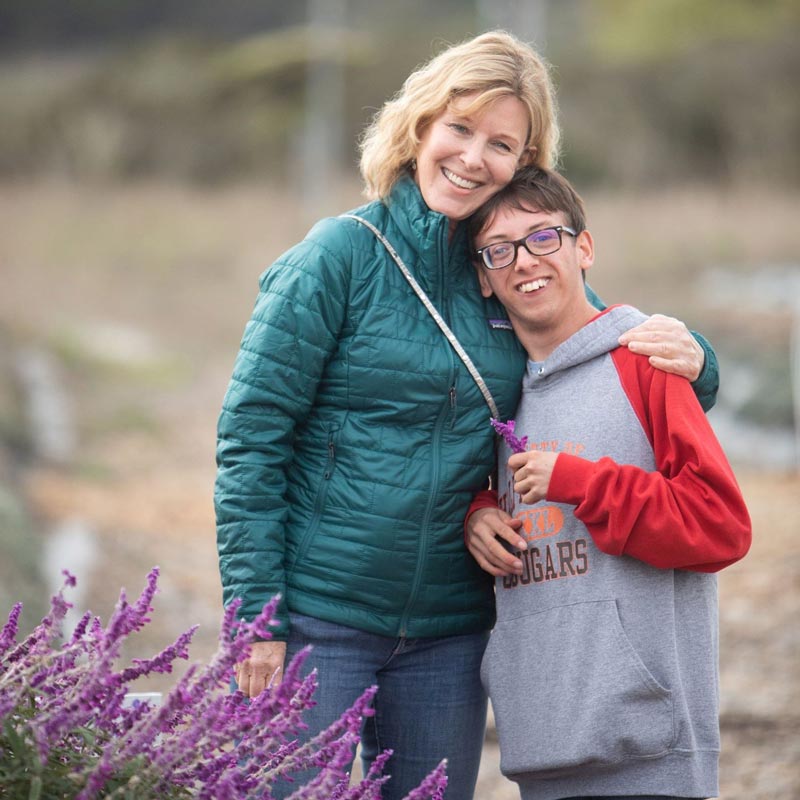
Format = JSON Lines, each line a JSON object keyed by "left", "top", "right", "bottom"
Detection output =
{"left": 482, "top": 599, "right": 674, "bottom": 779}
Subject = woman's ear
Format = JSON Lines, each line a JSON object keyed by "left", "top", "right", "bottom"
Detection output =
{"left": 518, "top": 145, "right": 538, "bottom": 168}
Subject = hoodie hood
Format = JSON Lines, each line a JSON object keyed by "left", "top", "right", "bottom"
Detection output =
{"left": 523, "top": 305, "right": 648, "bottom": 389}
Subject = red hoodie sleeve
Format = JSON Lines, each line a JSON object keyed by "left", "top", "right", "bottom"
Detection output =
{"left": 547, "top": 348, "right": 751, "bottom": 572}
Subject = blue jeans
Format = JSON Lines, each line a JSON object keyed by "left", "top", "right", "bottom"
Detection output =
{"left": 271, "top": 611, "right": 489, "bottom": 800}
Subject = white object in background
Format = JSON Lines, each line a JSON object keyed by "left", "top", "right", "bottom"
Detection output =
{"left": 122, "top": 692, "right": 163, "bottom": 708}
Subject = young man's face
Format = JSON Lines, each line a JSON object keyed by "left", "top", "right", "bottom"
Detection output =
{"left": 475, "top": 204, "right": 595, "bottom": 353}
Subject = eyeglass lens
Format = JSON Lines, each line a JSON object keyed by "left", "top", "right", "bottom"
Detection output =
{"left": 484, "top": 228, "right": 562, "bottom": 269}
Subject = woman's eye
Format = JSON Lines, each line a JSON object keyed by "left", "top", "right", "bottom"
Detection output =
{"left": 492, "top": 140, "right": 513, "bottom": 152}
{"left": 448, "top": 123, "right": 469, "bottom": 134}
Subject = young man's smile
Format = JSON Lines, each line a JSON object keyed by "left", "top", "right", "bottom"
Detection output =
{"left": 516, "top": 277, "right": 550, "bottom": 294}
{"left": 475, "top": 205, "right": 596, "bottom": 360}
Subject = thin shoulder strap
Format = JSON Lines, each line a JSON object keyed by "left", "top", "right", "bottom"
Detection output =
{"left": 342, "top": 213, "right": 499, "bottom": 419}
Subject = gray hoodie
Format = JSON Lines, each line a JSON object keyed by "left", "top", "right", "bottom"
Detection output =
{"left": 482, "top": 305, "right": 728, "bottom": 800}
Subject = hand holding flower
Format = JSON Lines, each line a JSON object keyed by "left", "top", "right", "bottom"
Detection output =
{"left": 509, "top": 450, "right": 559, "bottom": 505}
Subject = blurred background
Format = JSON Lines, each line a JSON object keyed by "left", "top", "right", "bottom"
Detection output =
{"left": 0, "top": 1, "right": 798, "bottom": 797}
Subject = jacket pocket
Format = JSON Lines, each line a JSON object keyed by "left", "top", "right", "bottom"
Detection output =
{"left": 482, "top": 599, "right": 674, "bottom": 779}
{"left": 286, "top": 425, "right": 339, "bottom": 580}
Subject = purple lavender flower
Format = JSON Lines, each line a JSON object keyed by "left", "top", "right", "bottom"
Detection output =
{"left": 0, "top": 570, "right": 448, "bottom": 800}
{"left": 401, "top": 759, "right": 448, "bottom": 800}
{"left": 0, "top": 602, "right": 22, "bottom": 657}
{"left": 490, "top": 417, "right": 528, "bottom": 454}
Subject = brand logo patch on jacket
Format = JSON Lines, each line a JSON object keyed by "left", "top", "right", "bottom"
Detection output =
{"left": 488, "top": 318, "right": 514, "bottom": 330}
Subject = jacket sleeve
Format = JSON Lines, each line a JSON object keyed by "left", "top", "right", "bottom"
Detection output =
{"left": 584, "top": 283, "right": 719, "bottom": 412}
{"left": 214, "top": 219, "right": 352, "bottom": 637}
{"left": 546, "top": 348, "right": 751, "bottom": 572}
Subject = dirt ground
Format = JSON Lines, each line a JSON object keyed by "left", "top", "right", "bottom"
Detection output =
{"left": 2, "top": 180, "right": 799, "bottom": 799}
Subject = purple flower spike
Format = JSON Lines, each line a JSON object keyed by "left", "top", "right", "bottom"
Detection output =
{"left": 0, "top": 602, "right": 22, "bottom": 657}
{"left": 490, "top": 418, "right": 528, "bottom": 454}
{"left": 400, "top": 759, "right": 448, "bottom": 800}
{"left": 0, "top": 570, "right": 450, "bottom": 799}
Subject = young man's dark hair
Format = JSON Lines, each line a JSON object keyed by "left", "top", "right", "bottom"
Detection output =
{"left": 467, "top": 166, "right": 588, "bottom": 253}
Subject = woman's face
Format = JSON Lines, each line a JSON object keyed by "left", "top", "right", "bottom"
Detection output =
{"left": 414, "top": 93, "right": 529, "bottom": 223}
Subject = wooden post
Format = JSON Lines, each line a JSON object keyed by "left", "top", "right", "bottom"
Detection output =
{"left": 301, "top": 0, "right": 347, "bottom": 221}
{"left": 792, "top": 309, "right": 800, "bottom": 469}
{"left": 477, "top": 0, "right": 549, "bottom": 49}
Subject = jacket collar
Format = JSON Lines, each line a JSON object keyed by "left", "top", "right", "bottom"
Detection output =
{"left": 384, "top": 175, "right": 469, "bottom": 276}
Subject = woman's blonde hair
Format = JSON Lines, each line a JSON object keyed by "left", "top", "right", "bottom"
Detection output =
{"left": 359, "top": 30, "right": 560, "bottom": 200}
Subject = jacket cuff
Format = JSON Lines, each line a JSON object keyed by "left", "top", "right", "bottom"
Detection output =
{"left": 689, "top": 330, "right": 719, "bottom": 413}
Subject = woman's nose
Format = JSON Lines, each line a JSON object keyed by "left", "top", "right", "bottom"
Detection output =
{"left": 460, "top": 140, "right": 485, "bottom": 170}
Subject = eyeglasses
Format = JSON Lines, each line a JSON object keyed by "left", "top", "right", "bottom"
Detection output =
{"left": 475, "top": 225, "right": 578, "bottom": 270}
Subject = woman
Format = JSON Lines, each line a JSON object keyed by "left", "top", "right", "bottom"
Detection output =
{"left": 215, "top": 31, "right": 717, "bottom": 799}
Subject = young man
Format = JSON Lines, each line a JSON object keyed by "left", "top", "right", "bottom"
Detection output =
{"left": 465, "top": 167, "right": 751, "bottom": 800}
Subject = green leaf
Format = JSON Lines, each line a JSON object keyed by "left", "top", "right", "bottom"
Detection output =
{"left": 3, "top": 720, "right": 32, "bottom": 763}
{"left": 27, "top": 775, "right": 42, "bottom": 800}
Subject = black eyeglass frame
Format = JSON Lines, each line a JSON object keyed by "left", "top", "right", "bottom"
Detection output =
{"left": 475, "top": 225, "right": 578, "bottom": 270}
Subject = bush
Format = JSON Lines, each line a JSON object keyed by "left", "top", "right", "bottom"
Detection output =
{"left": 0, "top": 567, "right": 447, "bottom": 799}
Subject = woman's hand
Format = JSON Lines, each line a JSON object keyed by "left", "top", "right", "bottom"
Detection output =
{"left": 234, "top": 640, "right": 287, "bottom": 698}
{"left": 466, "top": 507, "right": 526, "bottom": 577}
{"left": 617, "top": 313, "right": 705, "bottom": 382}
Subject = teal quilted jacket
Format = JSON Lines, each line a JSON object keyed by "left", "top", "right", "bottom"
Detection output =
{"left": 214, "top": 176, "right": 719, "bottom": 640}
{"left": 215, "top": 177, "right": 527, "bottom": 639}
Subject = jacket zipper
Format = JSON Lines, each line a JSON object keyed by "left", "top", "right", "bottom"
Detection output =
{"left": 324, "top": 440, "right": 336, "bottom": 479}
{"left": 398, "top": 377, "right": 453, "bottom": 637}
{"left": 287, "top": 431, "right": 336, "bottom": 579}
{"left": 398, "top": 227, "right": 456, "bottom": 637}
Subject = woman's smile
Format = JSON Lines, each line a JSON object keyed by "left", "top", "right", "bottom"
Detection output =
{"left": 414, "top": 92, "right": 529, "bottom": 222}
